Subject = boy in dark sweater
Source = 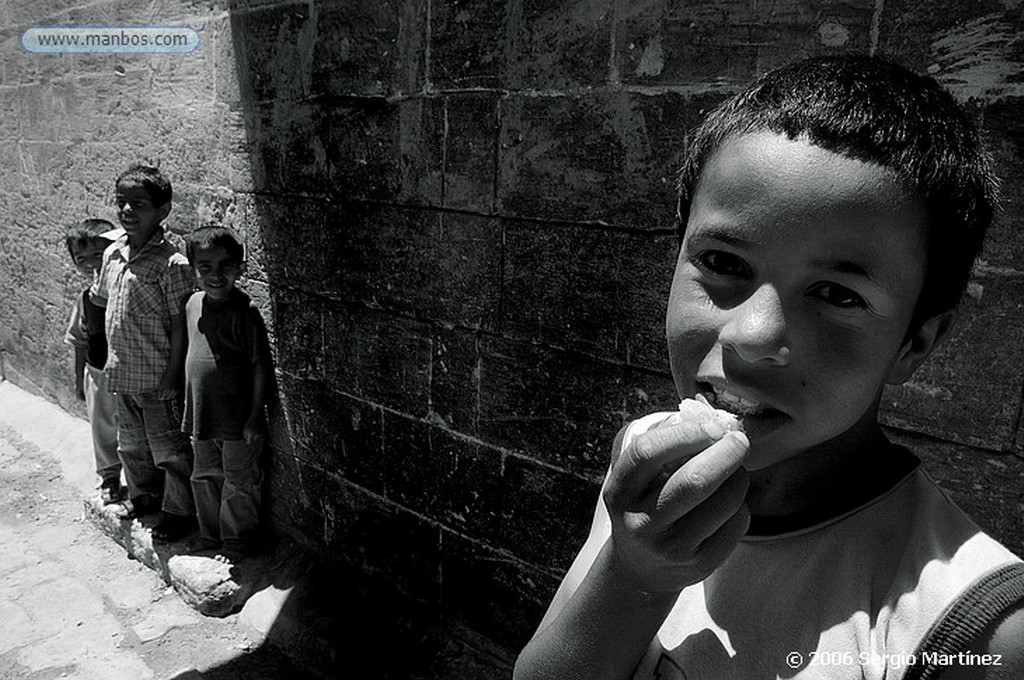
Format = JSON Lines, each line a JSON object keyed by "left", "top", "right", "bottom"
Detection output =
{"left": 182, "top": 225, "right": 271, "bottom": 560}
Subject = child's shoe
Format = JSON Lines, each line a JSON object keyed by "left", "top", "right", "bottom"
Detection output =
{"left": 113, "top": 494, "right": 161, "bottom": 520}
{"left": 151, "top": 512, "right": 198, "bottom": 541}
{"left": 99, "top": 478, "right": 126, "bottom": 505}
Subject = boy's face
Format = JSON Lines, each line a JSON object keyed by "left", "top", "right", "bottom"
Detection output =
{"left": 192, "top": 244, "right": 243, "bottom": 301}
{"left": 667, "top": 132, "right": 937, "bottom": 470}
{"left": 71, "top": 241, "right": 106, "bottom": 277}
{"left": 115, "top": 180, "right": 168, "bottom": 241}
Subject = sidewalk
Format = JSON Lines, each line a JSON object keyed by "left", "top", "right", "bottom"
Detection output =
{"left": 0, "top": 379, "right": 319, "bottom": 679}
{"left": 0, "top": 379, "right": 515, "bottom": 679}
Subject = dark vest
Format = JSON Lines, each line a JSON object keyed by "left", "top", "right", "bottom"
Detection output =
{"left": 82, "top": 289, "right": 108, "bottom": 369}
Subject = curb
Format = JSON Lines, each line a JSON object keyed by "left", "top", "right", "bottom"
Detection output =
{"left": 0, "top": 378, "right": 516, "bottom": 678}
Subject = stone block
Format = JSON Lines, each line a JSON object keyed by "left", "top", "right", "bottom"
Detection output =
{"left": 499, "top": 456, "right": 599, "bottom": 569}
{"left": 296, "top": 462, "right": 444, "bottom": 603}
{"left": 229, "top": 0, "right": 426, "bottom": 102}
{"left": 250, "top": 95, "right": 443, "bottom": 205}
{"left": 878, "top": 1, "right": 1022, "bottom": 86}
{"left": 443, "top": 93, "right": 499, "bottom": 213}
{"left": 502, "top": 221, "right": 676, "bottom": 369}
{"left": 498, "top": 91, "right": 715, "bottom": 229}
{"left": 981, "top": 97, "right": 1024, "bottom": 271}
{"left": 248, "top": 99, "right": 336, "bottom": 199}
{"left": 321, "top": 302, "right": 433, "bottom": 418}
{"left": 278, "top": 372, "right": 386, "bottom": 494}
{"left": 508, "top": 0, "right": 613, "bottom": 90}
{"left": 614, "top": 0, "right": 875, "bottom": 86}
{"left": 431, "top": 0, "right": 613, "bottom": 90}
{"left": 881, "top": 275, "right": 1024, "bottom": 451}
{"left": 477, "top": 336, "right": 677, "bottom": 473}
{"left": 382, "top": 411, "right": 455, "bottom": 515}
{"left": 433, "top": 430, "right": 507, "bottom": 543}
{"left": 213, "top": 14, "right": 242, "bottom": 106}
{"left": 325, "top": 206, "right": 502, "bottom": 328}
{"left": 430, "top": 0, "right": 508, "bottom": 89}
{"left": 271, "top": 288, "right": 324, "bottom": 379}
{"left": 167, "top": 555, "right": 248, "bottom": 618}
{"left": 438, "top": 529, "right": 558, "bottom": 647}
{"left": 248, "top": 195, "right": 341, "bottom": 290}
{"left": 313, "top": 0, "right": 428, "bottom": 97}
{"left": 430, "top": 325, "right": 481, "bottom": 436}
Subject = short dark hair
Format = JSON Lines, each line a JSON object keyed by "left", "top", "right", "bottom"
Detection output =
{"left": 115, "top": 163, "right": 172, "bottom": 207}
{"left": 676, "top": 55, "right": 998, "bottom": 325}
{"left": 185, "top": 224, "right": 245, "bottom": 265}
{"left": 65, "top": 218, "right": 116, "bottom": 261}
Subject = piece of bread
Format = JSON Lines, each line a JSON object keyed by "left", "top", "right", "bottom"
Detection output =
{"left": 658, "top": 394, "right": 743, "bottom": 432}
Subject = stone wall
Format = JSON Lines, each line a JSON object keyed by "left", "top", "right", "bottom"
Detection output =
{"left": 1, "top": 0, "right": 1022, "bottom": 650}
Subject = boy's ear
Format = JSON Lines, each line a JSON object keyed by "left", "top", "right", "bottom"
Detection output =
{"left": 885, "top": 309, "right": 957, "bottom": 386}
{"left": 157, "top": 201, "right": 171, "bottom": 222}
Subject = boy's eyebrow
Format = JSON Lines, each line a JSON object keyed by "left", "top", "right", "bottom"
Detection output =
{"left": 689, "top": 227, "right": 750, "bottom": 249}
{"left": 810, "top": 258, "right": 874, "bottom": 280}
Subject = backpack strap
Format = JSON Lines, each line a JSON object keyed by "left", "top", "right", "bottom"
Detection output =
{"left": 903, "top": 562, "right": 1024, "bottom": 680}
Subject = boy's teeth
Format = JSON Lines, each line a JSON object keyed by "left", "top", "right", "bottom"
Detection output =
{"left": 712, "top": 388, "right": 764, "bottom": 415}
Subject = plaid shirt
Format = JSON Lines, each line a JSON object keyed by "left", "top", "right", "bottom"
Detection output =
{"left": 94, "top": 231, "right": 195, "bottom": 394}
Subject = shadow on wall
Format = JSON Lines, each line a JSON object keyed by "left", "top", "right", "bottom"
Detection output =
{"left": 220, "top": 2, "right": 532, "bottom": 675}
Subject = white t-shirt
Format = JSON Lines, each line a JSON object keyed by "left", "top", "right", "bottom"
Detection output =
{"left": 611, "top": 413, "right": 1022, "bottom": 680}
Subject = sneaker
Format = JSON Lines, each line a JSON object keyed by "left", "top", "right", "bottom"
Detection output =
{"left": 151, "top": 513, "right": 197, "bottom": 542}
{"left": 99, "top": 479, "right": 126, "bottom": 505}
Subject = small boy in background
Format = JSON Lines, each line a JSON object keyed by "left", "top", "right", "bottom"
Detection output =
{"left": 64, "top": 218, "right": 124, "bottom": 504}
{"left": 182, "top": 225, "right": 270, "bottom": 560}
{"left": 93, "top": 164, "right": 197, "bottom": 541}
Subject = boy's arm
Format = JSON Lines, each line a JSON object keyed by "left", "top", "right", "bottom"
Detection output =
{"left": 514, "top": 422, "right": 750, "bottom": 680}
{"left": 73, "top": 348, "right": 87, "bottom": 400}
{"left": 158, "top": 258, "right": 195, "bottom": 399}
{"left": 514, "top": 497, "right": 682, "bottom": 680}
{"left": 64, "top": 299, "right": 87, "bottom": 400}
{"left": 157, "top": 312, "right": 186, "bottom": 399}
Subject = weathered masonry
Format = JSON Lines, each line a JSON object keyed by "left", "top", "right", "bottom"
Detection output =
{"left": 1, "top": 0, "right": 1023, "bottom": 652}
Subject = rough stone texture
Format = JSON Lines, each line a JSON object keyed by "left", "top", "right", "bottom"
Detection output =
{"left": 2, "top": 0, "right": 1024, "bottom": 660}
{"left": 167, "top": 555, "right": 247, "bottom": 618}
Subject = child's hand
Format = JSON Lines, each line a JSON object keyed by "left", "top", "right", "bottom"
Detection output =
{"left": 243, "top": 418, "right": 260, "bottom": 445}
{"left": 156, "top": 383, "right": 178, "bottom": 400}
{"left": 601, "top": 420, "right": 750, "bottom": 595}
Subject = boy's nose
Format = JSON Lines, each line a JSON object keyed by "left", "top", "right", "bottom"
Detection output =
{"left": 718, "top": 283, "right": 790, "bottom": 365}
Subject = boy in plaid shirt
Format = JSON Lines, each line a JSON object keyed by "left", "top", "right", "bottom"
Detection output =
{"left": 93, "top": 164, "right": 197, "bottom": 541}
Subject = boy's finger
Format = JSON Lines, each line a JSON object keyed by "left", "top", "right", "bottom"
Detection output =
{"left": 658, "top": 465, "right": 749, "bottom": 539}
{"left": 649, "top": 431, "right": 750, "bottom": 528}
{"left": 608, "top": 420, "right": 732, "bottom": 501}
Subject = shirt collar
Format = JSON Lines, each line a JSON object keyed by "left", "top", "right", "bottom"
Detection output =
{"left": 114, "top": 229, "right": 166, "bottom": 261}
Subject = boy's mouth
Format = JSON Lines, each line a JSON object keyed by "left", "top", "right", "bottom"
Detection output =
{"left": 698, "top": 382, "right": 776, "bottom": 418}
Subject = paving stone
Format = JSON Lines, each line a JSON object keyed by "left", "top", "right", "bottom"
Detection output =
{"left": 130, "top": 598, "right": 200, "bottom": 644}
{"left": 167, "top": 555, "right": 249, "bottom": 618}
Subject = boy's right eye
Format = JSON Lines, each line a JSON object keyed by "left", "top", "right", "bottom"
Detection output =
{"left": 691, "top": 250, "right": 751, "bottom": 278}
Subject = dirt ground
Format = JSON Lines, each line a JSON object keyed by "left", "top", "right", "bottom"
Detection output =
{"left": 0, "top": 419, "right": 320, "bottom": 680}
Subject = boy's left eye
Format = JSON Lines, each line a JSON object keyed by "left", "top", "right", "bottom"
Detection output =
{"left": 692, "top": 250, "right": 751, "bottom": 278}
{"left": 810, "top": 282, "right": 867, "bottom": 309}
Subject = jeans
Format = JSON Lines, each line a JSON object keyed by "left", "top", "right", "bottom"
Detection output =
{"left": 191, "top": 437, "right": 262, "bottom": 549}
{"left": 115, "top": 391, "right": 195, "bottom": 517}
{"left": 84, "top": 364, "right": 120, "bottom": 484}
